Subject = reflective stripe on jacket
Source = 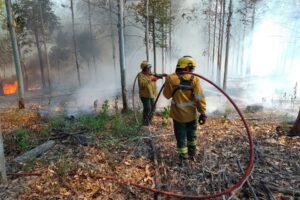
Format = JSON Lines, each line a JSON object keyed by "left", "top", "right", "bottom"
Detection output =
{"left": 163, "top": 73, "right": 206, "bottom": 123}
{"left": 138, "top": 72, "right": 158, "bottom": 98}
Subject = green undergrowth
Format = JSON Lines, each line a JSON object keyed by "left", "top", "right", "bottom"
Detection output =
{"left": 47, "top": 108, "right": 141, "bottom": 150}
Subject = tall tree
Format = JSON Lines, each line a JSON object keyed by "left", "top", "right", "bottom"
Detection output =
{"left": 13, "top": 0, "right": 59, "bottom": 90}
{"left": 118, "top": 0, "right": 128, "bottom": 113}
{"left": 39, "top": 1, "right": 52, "bottom": 93}
{"left": 5, "top": 0, "right": 25, "bottom": 108}
{"left": 70, "top": 0, "right": 81, "bottom": 86}
{"left": 0, "top": 125, "right": 7, "bottom": 184}
{"left": 223, "top": 0, "right": 233, "bottom": 90}
{"left": 289, "top": 110, "right": 300, "bottom": 136}
{"left": 130, "top": 0, "right": 173, "bottom": 73}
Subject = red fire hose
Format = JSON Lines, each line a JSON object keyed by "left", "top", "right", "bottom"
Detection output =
{"left": 131, "top": 72, "right": 254, "bottom": 199}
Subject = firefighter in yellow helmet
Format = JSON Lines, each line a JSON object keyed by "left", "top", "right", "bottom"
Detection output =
{"left": 163, "top": 56, "right": 207, "bottom": 163}
{"left": 138, "top": 61, "right": 162, "bottom": 125}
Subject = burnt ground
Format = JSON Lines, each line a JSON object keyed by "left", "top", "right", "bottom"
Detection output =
{"left": 0, "top": 98, "right": 300, "bottom": 199}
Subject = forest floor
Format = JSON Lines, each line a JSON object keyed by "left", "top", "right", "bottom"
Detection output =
{"left": 0, "top": 99, "right": 300, "bottom": 200}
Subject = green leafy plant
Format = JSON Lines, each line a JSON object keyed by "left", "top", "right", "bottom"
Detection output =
{"left": 101, "top": 100, "right": 109, "bottom": 115}
{"left": 112, "top": 112, "right": 139, "bottom": 136}
{"left": 15, "top": 128, "right": 30, "bottom": 150}
{"left": 161, "top": 106, "right": 170, "bottom": 127}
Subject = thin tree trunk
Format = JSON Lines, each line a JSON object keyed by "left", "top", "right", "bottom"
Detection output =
{"left": 240, "top": 24, "right": 246, "bottom": 76}
{"left": 162, "top": 24, "right": 165, "bottom": 73}
{"left": 71, "top": 0, "right": 81, "bottom": 86}
{"left": 223, "top": 0, "right": 233, "bottom": 91}
{"left": 219, "top": 0, "right": 226, "bottom": 83}
{"left": 109, "top": 0, "right": 117, "bottom": 72}
{"left": 5, "top": 0, "right": 25, "bottom": 109}
{"left": 88, "top": 0, "right": 97, "bottom": 75}
{"left": 34, "top": 28, "right": 46, "bottom": 89}
{"left": 235, "top": 24, "right": 242, "bottom": 75}
{"left": 145, "top": 0, "right": 149, "bottom": 61}
{"left": 117, "top": 0, "right": 128, "bottom": 113}
{"left": 168, "top": 1, "right": 172, "bottom": 70}
{"left": 0, "top": 126, "right": 7, "bottom": 184}
{"left": 16, "top": 40, "right": 29, "bottom": 92}
{"left": 39, "top": 2, "right": 52, "bottom": 93}
{"left": 212, "top": 0, "right": 218, "bottom": 81}
{"left": 152, "top": 17, "right": 157, "bottom": 74}
{"left": 289, "top": 109, "right": 300, "bottom": 136}
{"left": 217, "top": 0, "right": 223, "bottom": 85}
{"left": 246, "top": 2, "right": 256, "bottom": 75}
{"left": 21, "top": 59, "right": 29, "bottom": 92}
{"left": 207, "top": 1, "right": 211, "bottom": 75}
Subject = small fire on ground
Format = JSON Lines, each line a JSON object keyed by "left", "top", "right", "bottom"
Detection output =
{"left": 3, "top": 81, "right": 18, "bottom": 95}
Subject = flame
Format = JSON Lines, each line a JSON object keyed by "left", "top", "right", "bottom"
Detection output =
{"left": 3, "top": 81, "right": 18, "bottom": 95}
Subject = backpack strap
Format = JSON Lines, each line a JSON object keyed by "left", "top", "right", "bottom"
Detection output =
{"left": 171, "top": 74, "right": 195, "bottom": 97}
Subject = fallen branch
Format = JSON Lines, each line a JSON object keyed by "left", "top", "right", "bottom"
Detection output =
{"left": 237, "top": 160, "right": 258, "bottom": 200}
{"left": 14, "top": 140, "right": 55, "bottom": 163}
{"left": 261, "top": 182, "right": 276, "bottom": 200}
{"left": 150, "top": 137, "right": 161, "bottom": 200}
{"left": 266, "top": 184, "right": 300, "bottom": 197}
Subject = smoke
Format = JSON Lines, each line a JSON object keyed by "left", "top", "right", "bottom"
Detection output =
{"left": 238, "top": 0, "right": 300, "bottom": 114}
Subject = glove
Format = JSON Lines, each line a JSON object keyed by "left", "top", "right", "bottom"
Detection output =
{"left": 198, "top": 113, "right": 207, "bottom": 125}
{"left": 151, "top": 76, "right": 159, "bottom": 81}
{"left": 153, "top": 74, "right": 163, "bottom": 79}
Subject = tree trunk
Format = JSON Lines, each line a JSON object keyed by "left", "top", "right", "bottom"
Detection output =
{"left": 240, "top": 24, "right": 246, "bottom": 76}
{"left": 152, "top": 17, "right": 157, "bottom": 74}
{"left": 207, "top": 1, "right": 211, "bottom": 75}
{"left": 5, "top": 0, "right": 25, "bottom": 109}
{"left": 39, "top": 2, "right": 52, "bottom": 93}
{"left": 162, "top": 24, "right": 165, "bottom": 73}
{"left": 223, "top": 0, "right": 232, "bottom": 91}
{"left": 17, "top": 40, "right": 29, "bottom": 92}
{"left": 87, "top": 0, "right": 97, "bottom": 76}
{"left": 109, "top": 0, "right": 117, "bottom": 72}
{"left": 145, "top": 0, "right": 150, "bottom": 61}
{"left": 246, "top": 2, "right": 256, "bottom": 75}
{"left": 71, "top": 0, "right": 81, "bottom": 86}
{"left": 117, "top": 0, "right": 128, "bottom": 113}
{"left": 211, "top": 1, "right": 218, "bottom": 81}
{"left": 34, "top": 28, "right": 46, "bottom": 89}
{"left": 168, "top": 1, "right": 172, "bottom": 69}
{"left": 21, "top": 59, "right": 29, "bottom": 92}
{"left": 289, "top": 110, "right": 300, "bottom": 136}
{"left": 235, "top": 23, "right": 242, "bottom": 76}
{"left": 217, "top": 0, "right": 224, "bottom": 86}
{"left": 0, "top": 126, "right": 7, "bottom": 184}
{"left": 220, "top": 0, "right": 226, "bottom": 83}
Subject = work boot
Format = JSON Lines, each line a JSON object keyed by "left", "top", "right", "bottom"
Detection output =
{"left": 179, "top": 154, "right": 188, "bottom": 167}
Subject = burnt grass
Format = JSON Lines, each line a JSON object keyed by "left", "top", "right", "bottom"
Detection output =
{"left": 0, "top": 107, "right": 300, "bottom": 199}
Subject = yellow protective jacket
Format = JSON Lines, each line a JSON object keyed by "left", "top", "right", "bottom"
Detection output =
{"left": 163, "top": 73, "right": 206, "bottom": 123}
{"left": 138, "top": 72, "right": 158, "bottom": 98}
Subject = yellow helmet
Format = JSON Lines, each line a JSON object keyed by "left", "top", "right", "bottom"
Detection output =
{"left": 140, "top": 60, "right": 152, "bottom": 70}
{"left": 176, "top": 56, "right": 197, "bottom": 69}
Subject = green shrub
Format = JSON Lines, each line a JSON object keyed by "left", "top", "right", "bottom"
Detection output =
{"left": 49, "top": 115, "right": 66, "bottom": 129}
{"left": 78, "top": 113, "right": 109, "bottom": 131}
{"left": 161, "top": 106, "right": 170, "bottom": 127}
{"left": 15, "top": 128, "right": 30, "bottom": 150}
{"left": 112, "top": 112, "right": 139, "bottom": 136}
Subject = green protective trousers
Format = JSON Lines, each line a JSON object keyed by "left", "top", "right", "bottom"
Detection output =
{"left": 140, "top": 97, "right": 154, "bottom": 125}
{"left": 173, "top": 119, "right": 197, "bottom": 159}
